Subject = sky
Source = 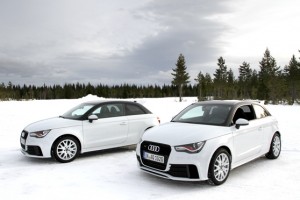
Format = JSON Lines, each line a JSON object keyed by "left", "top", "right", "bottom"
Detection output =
{"left": 0, "top": 0, "right": 299, "bottom": 86}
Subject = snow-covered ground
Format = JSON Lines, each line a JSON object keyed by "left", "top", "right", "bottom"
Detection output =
{"left": 0, "top": 96, "right": 299, "bottom": 200}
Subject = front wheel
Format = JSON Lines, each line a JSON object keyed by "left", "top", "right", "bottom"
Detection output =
{"left": 208, "top": 148, "right": 231, "bottom": 185}
{"left": 266, "top": 133, "right": 281, "bottom": 159}
{"left": 52, "top": 136, "right": 79, "bottom": 163}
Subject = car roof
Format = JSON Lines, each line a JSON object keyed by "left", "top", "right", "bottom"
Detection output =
{"left": 81, "top": 100, "right": 139, "bottom": 105}
{"left": 193, "top": 100, "right": 262, "bottom": 106}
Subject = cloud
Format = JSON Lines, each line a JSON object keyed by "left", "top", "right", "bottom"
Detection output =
{"left": 0, "top": 0, "right": 233, "bottom": 86}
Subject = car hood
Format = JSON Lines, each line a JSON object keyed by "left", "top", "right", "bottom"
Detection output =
{"left": 142, "top": 122, "right": 231, "bottom": 146}
{"left": 24, "top": 117, "right": 82, "bottom": 132}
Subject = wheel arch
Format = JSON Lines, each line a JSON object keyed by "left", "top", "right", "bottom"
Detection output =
{"left": 207, "top": 145, "right": 232, "bottom": 177}
{"left": 210, "top": 146, "right": 232, "bottom": 162}
{"left": 207, "top": 145, "right": 232, "bottom": 185}
{"left": 51, "top": 134, "right": 82, "bottom": 154}
{"left": 275, "top": 131, "right": 281, "bottom": 137}
{"left": 144, "top": 126, "right": 154, "bottom": 132}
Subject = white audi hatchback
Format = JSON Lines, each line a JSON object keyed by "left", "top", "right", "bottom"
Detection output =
{"left": 136, "top": 100, "right": 281, "bottom": 185}
{"left": 20, "top": 100, "right": 160, "bottom": 163}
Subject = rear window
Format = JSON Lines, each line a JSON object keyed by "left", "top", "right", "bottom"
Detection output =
{"left": 125, "top": 104, "right": 146, "bottom": 115}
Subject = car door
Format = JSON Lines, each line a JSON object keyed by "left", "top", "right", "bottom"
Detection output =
{"left": 124, "top": 103, "right": 151, "bottom": 143}
{"left": 82, "top": 103, "right": 128, "bottom": 149}
{"left": 233, "top": 105, "right": 263, "bottom": 163}
{"left": 252, "top": 104, "right": 274, "bottom": 151}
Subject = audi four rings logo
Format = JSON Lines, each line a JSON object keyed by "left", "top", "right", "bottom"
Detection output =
{"left": 148, "top": 145, "right": 160, "bottom": 152}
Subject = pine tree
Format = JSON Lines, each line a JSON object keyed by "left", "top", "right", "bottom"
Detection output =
{"left": 194, "top": 71, "right": 204, "bottom": 101}
{"left": 258, "top": 48, "right": 280, "bottom": 103}
{"left": 171, "top": 54, "right": 190, "bottom": 102}
{"left": 238, "top": 62, "right": 252, "bottom": 98}
{"left": 284, "top": 54, "right": 300, "bottom": 104}
{"left": 213, "top": 57, "right": 228, "bottom": 99}
{"left": 227, "top": 68, "right": 236, "bottom": 99}
{"left": 204, "top": 73, "right": 213, "bottom": 99}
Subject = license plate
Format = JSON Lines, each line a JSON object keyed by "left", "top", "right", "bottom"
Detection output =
{"left": 143, "top": 151, "right": 164, "bottom": 163}
{"left": 20, "top": 138, "right": 26, "bottom": 145}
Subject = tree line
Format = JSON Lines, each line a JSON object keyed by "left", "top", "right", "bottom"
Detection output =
{"left": 0, "top": 48, "right": 299, "bottom": 104}
{"left": 172, "top": 49, "right": 300, "bottom": 104}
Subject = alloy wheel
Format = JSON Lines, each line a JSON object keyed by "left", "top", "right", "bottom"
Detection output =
{"left": 272, "top": 135, "right": 281, "bottom": 157}
{"left": 213, "top": 153, "right": 230, "bottom": 182}
{"left": 56, "top": 139, "right": 78, "bottom": 161}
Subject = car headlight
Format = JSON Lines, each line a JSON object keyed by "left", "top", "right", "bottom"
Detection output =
{"left": 174, "top": 141, "right": 205, "bottom": 153}
{"left": 30, "top": 130, "right": 51, "bottom": 138}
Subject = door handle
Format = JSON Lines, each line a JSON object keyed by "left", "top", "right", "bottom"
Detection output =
{"left": 120, "top": 122, "right": 127, "bottom": 125}
{"left": 258, "top": 126, "right": 263, "bottom": 131}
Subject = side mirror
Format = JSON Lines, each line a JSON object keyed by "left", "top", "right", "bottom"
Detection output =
{"left": 88, "top": 115, "right": 98, "bottom": 123}
{"left": 235, "top": 118, "right": 249, "bottom": 129}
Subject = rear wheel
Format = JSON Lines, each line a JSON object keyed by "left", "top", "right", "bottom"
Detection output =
{"left": 52, "top": 136, "right": 79, "bottom": 163}
{"left": 208, "top": 148, "right": 231, "bottom": 185}
{"left": 266, "top": 133, "right": 281, "bottom": 159}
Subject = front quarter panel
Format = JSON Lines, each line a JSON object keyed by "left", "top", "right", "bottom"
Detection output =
{"left": 24, "top": 125, "right": 83, "bottom": 158}
{"left": 137, "top": 129, "right": 234, "bottom": 181}
{"left": 198, "top": 132, "right": 234, "bottom": 180}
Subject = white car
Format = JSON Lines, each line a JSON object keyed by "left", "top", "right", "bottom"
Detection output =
{"left": 136, "top": 100, "right": 281, "bottom": 185}
{"left": 20, "top": 100, "right": 160, "bottom": 163}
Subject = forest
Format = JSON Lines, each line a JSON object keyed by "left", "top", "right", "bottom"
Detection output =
{"left": 0, "top": 49, "right": 299, "bottom": 104}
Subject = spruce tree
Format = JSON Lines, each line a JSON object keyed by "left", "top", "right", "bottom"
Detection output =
{"left": 194, "top": 71, "right": 204, "bottom": 101}
{"left": 284, "top": 54, "right": 300, "bottom": 104}
{"left": 171, "top": 54, "right": 190, "bottom": 102}
{"left": 258, "top": 48, "right": 280, "bottom": 103}
{"left": 238, "top": 62, "right": 252, "bottom": 98}
{"left": 213, "top": 57, "right": 228, "bottom": 99}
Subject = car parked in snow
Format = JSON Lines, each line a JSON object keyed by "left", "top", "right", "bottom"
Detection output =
{"left": 136, "top": 100, "right": 281, "bottom": 185}
{"left": 20, "top": 100, "right": 160, "bottom": 163}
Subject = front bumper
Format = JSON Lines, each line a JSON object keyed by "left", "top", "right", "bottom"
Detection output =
{"left": 136, "top": 141, "right": 211, "bottom": 181}
{"left": 137, "top": 155, "right": 200, "bottom": 181}
{"left": 21, "top": 145, "right": 43, "bottom": 157}
{"left": 20, "top": 130, "right": 53, "bottom": 158}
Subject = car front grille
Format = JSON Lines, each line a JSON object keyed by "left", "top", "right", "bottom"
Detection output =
{"left": 21, "top": 130, "right": 28, "bottom": 139}
{"left": 140, "top": 141, "right": 171, "bottom": 170}
{"left": 20, "top": 130, "right": 28, "bottom": 150}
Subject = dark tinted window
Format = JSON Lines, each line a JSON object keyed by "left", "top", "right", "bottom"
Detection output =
{"left": 92, "top": 103, "right": 124, "bottom": 118}
{"left": 125, "top": 104, "right": 146, "bottom": 115}
{"left": 232, "top": 105, "right": 255, "bottom": 123}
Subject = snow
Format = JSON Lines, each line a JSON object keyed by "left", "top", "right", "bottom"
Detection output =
{"left": 0, "top": 97, "right": 300, "bottom": 200}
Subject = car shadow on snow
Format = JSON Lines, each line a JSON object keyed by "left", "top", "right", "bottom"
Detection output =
{"left": 139, "top": 171, "right": 211, "bottom": 188}
{"left": 13, "top": 146, "right": 135, "bottom": 165}
{"left": 77, "top": 146, "right": 136, "bottom": 160}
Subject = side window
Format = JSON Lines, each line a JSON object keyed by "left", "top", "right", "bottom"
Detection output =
{"left": 125, "top": 104, "right": 146, "bottom": 115}
{"left": 253, "top": 104, "right": 270, "bottom": 119}
{"left": 92, "top": 104, "right": 124, "bottom": 118}
{"left": 232, "top": 105, "right": 255, "bottom": 124}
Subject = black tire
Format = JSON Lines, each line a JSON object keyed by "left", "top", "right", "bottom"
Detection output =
{"left": 52, "top": 136, "right": 79, "bottom": 163}
{"left": 208, "top": 148, "right": 231, "bottom": 185}
{"left": 266, "top": 133, "right": 281, "bottom": 159}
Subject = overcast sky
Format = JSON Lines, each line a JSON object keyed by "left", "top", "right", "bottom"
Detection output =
{"left": 0, "top": 0, "right": 299, "bottom": 86}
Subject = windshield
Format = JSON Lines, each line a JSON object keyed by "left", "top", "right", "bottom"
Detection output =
{"left": 172, "top": 103, "right": 233, "bottom": 126}
{"left": 61, "top": 103, "right": 96, "bottom": 120}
